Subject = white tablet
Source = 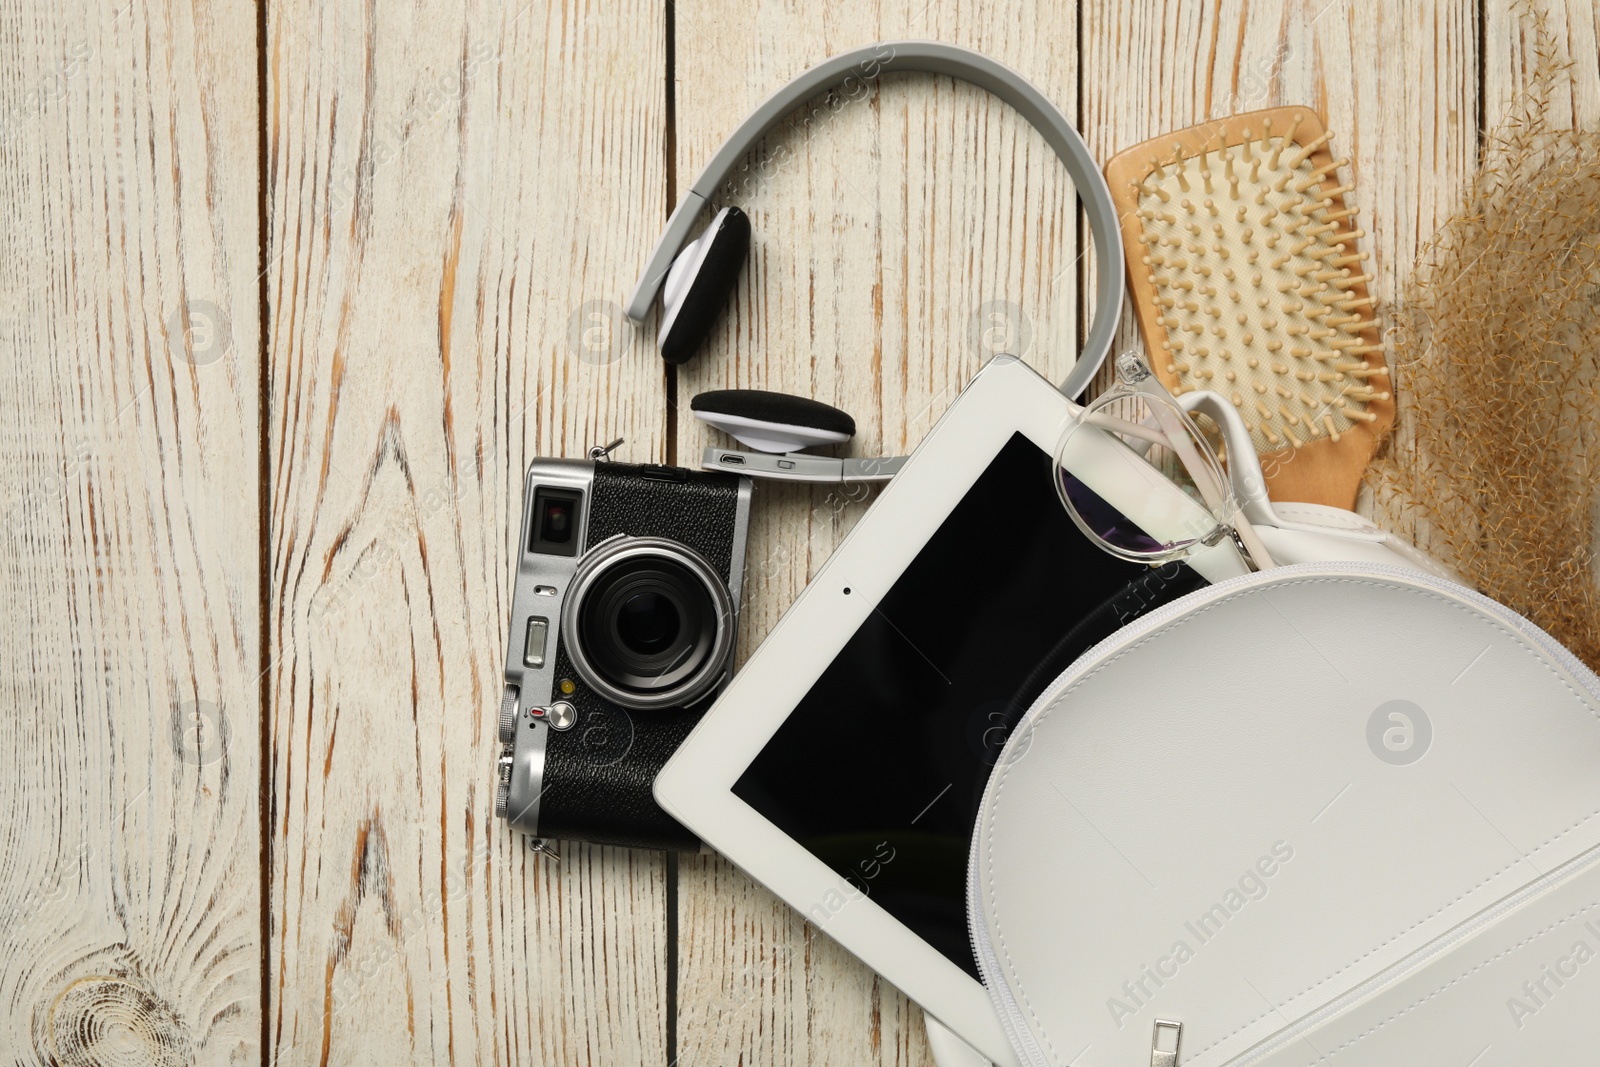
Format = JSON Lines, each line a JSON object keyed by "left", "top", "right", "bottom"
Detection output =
{"left": 655, "top": 356, "right": 1248, "bottom": 1064}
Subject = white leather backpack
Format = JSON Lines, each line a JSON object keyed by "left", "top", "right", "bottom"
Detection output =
{"left": 969, "top": 561, "right": 1600, "bottom": 1067}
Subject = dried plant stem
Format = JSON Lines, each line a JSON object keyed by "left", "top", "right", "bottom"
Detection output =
{"left": 1372, "top": 8, "right": 1600, "bottom": 669}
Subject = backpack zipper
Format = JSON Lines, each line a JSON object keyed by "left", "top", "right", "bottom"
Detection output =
{"left": 1151, "top": 1020, "right": 1183, "bottom": 1067}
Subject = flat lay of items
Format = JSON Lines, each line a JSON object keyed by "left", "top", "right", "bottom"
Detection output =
{"left": 494, "top": 29, "right": 1600, "bottom": 1067}
{"left": 23, "top": 5, "right": 1600, "bottom": 1065}
{"left": 496, "top": 41, "right": 1128, "bottom": 857}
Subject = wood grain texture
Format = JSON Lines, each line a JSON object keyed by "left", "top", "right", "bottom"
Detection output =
{"left": 265, "top": 0, "right": 670, "bottom": 1062}
{"left": 1485, "top": 0, "right": 1600, "bottom": 126}
{"left": 0, "top": 0, "right": 261, "bottom": 1063}
{"left": 670, "top": 3, "right": 1082, "bottom": 1063}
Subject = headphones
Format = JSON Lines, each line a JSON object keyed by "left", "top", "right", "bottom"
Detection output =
{"left": 625, "top": 41, "right": 1125, "bottom": 484}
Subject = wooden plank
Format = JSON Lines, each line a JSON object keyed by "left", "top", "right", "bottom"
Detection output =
{"left": 1080, "top": 0, "right": 1479, "bottom": 518}
{"left": 265, "top": 0, "right": 670, "bottom": 1062}
{"left": 0, "top": 0, "right": 262, "bottom": 1062}
{"left": 670, "top": 4, "right": 1082, "bottom": 1063}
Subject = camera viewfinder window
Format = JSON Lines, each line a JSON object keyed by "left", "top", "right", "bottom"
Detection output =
{"left": 529, "top": 488, "right": 583, "bottom": 556}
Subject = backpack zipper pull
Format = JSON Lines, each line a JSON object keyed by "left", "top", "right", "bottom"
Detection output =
{"left": 1150, "top": 1020, "right": 1183, "bottom": 1067}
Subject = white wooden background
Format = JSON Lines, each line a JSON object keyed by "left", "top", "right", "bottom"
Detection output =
{"left": 1, "top": 0, "right": 1596, "bottom": 1063}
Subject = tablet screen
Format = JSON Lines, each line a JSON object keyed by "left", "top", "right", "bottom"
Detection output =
{"left": 732, "top": 432, "right": 1206, "bottom": 977}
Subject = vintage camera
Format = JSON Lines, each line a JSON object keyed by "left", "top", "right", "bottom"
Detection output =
{"left": 494, "top": 451, "right": 752, "bottom": 850}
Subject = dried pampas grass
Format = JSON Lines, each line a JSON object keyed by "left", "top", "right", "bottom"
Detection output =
{"left": 1371, "top": 11, "right": 1600, "bottom": 669}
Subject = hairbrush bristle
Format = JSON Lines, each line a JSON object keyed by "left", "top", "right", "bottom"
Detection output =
{"left": 1133, "top": 111, "right": 1386, "bottom": 454}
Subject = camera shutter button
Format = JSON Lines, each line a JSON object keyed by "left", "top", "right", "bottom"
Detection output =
{"left": 537, "top": 701, "right": 576, "bottom": 732}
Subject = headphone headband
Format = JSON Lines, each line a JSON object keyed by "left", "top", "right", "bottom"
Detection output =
{"left": 624, "top": 40, "right": 1124, "bottom": 398}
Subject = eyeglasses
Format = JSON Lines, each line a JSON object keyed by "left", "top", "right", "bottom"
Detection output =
{"left": 1054, "top": 353, "right": 1275, "bottom": 571}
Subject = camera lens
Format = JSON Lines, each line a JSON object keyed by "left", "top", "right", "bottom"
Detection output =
{"left": 617, "top": 591, "right": 680, "bottom": 654}
{"left": 583, "top": 560, "right": 707, "bottom": 684}
{"left": 563, "top": 537, "right": 734, "bottom": 710}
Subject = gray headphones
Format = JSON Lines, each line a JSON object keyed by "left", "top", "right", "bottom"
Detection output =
{"left": 626, "top": 40, "right": 1124, "bottom": 483}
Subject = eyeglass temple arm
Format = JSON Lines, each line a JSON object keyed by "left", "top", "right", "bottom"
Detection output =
{"left": 1175, "top": 389, "right": 1277, "bottom": 570}
{"left": 1083, "top": 411, "right": 1169, "bottom": 448}
{"left": 1174, "top": 390, "right": 1281, "bottom": 530}
{"left": 1122, "top": 377, "right": 1232, "bottom": 519}
{"left": 1086, "top": 408, "right": 1251, "bottom": 520}
{"left": 1087, "top": 388, "right": 1275, "bottom": 571}
{"left": 1083, "top": 410, "right": 1236, "bottom": 513}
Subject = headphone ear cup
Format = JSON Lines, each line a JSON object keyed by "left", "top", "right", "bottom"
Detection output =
{"left": 690, "top": 389, "right": 856, "bottom": 453}
{"left": 658, "top": 206, "right": 750, "bottom": 366}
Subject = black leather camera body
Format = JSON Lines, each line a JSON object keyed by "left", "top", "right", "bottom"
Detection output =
{"left": 494, "top": 454, "right": 752, "bottom": 850}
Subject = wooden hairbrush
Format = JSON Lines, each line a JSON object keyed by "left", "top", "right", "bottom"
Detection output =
{"left": 1105, "top": 107, "right": 1393, "bottom": 510}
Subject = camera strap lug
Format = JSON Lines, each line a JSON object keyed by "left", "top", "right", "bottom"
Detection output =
{"left": 588, "top": 437, "right": 625, "bottom": 461}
